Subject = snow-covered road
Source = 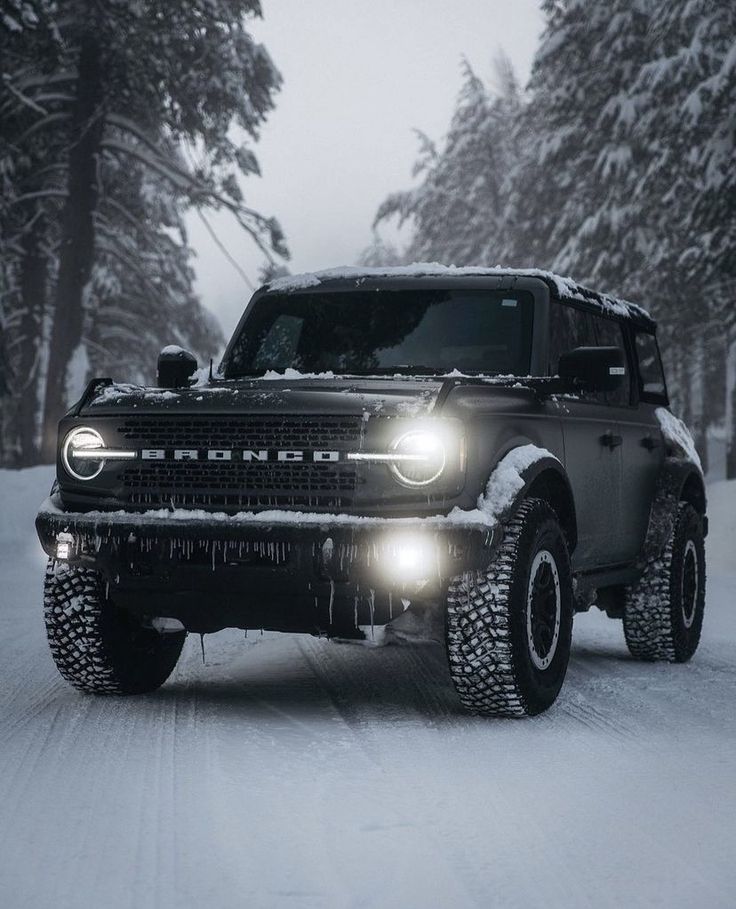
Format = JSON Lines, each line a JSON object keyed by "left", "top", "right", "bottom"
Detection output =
{"left": 2, "top": 467, "right": 735, "bottom": 909}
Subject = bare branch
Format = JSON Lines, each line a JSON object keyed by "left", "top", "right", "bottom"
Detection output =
{"left": 1, "top": 77, "right": 48, "bottom": 115}
{"left": 15, "top": 70, "right": 78, "bottom": 91}
{"left": 102, "top": 137, "right": 279, "bottom": 261}
{"left": 12, "top": 111, "right": 70, "bottom": 146}
{"left": 197, "top": 210, "right": 254, "bottom": 290}
{"left": 102, "top": 137, "right": 193, "bottom": 191}
{"left": 8, "top": 189, "right": 68, "bottom": 207}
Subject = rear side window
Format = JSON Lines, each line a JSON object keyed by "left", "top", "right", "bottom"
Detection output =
{"left": 634, "top": 331, "right": 668, "bottom": 404}
{"left": 548, "top": 303, "right": 596, "bottom": 375}
{"left": 549, "top": 303, "right": 630, "bottom": 405}
{"left": 592, "top": 315, "right": 631, "bottom": 407}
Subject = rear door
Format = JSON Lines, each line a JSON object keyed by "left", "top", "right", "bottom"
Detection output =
{"left": 548, "top": 302, "right": 624, "bottom": 570}
{"left": 622, "top": 328, "right": 668, "bottom": 558}
{"left": 591, "top": 316, "right": 664, "bottom": 562}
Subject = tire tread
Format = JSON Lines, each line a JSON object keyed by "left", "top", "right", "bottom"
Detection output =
{"left": 43, "top": 559, "right": 184, "bottom": 694}
{"left": 447, "top": 499, "right": 549, "bottom": 718}
{"left": 623, "top": 502, "right": 705, "bottom": 662}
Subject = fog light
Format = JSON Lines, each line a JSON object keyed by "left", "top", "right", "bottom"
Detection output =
{"left": 55, "top": 532, "right": 74, "bottom": 560}
{"left": 397, "top": 543, "right": 423, "bottom": 572}
{"left": 384, "top": 535, "right": 435, "bottom": 583}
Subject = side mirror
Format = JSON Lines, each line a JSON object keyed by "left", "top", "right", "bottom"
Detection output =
{"left": 157, "top": 346, "right": 197, "bottom": 389}
{"left": 558, "top": 346, "right": 626, "bottom": 393}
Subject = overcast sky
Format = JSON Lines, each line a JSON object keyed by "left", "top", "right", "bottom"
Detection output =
{"left": 186, "top": 0, "right": 543, "bottom": 336}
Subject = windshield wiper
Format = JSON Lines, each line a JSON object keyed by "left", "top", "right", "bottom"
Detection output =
{"left": 358, "top": 365, "right": 445, "bottom": 376}
{"left": 226, "top": 365, "right": 446, "bottom": 379}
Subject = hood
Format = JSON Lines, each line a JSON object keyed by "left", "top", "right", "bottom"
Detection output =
{"left": 80, "top": 376, "right": 448, "bottom": 419}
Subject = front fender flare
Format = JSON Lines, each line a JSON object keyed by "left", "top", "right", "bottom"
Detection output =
{"left": 477, "top": 445, "right": 577, "bottom": 551}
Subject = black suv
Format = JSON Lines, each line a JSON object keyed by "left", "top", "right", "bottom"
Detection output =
{"left": 36, "top": 268, "right": 707, "bottom": 716}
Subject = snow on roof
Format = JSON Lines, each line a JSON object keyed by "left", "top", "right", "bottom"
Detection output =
{"left": 265, "top": 263, "right": 653, "bottom": 326}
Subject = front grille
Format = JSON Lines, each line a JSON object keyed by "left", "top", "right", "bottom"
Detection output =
{"left": 115, "top": 415, "right": 363, "bottom": 511}
{"left": 117, "top": 415, "right": 363, "bottom": 451}
{"left": 121, "top": 462, "right": 357, "bottom": 510}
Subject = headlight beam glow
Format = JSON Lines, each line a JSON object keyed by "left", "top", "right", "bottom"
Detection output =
{"left": 389, "top": 429, "right": 447, "bottom": 487}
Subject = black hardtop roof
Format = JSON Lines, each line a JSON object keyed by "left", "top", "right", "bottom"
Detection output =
{"left": 262, "top": 265, "right": 656, "bottom": 331}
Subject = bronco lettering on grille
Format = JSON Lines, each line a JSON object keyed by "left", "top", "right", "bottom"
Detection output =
{"left": 141, "top": 449, "right": 344, "bottom": 462}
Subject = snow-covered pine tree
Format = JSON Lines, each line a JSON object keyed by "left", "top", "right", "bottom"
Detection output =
{"left": 0, "top": 0, "right": 64, "bottom": 464}
{"left": 374, "top": 56, "right": 522, "bottom": 265}
{"left": 38, "top": 0, "right": 287, "bottom": 460}
{"left": 86, "top": 150, "right": 224, "bottom": 389}
{"left": 0, "top": 1, "right": 286, "bottom": 465}
{"left": 357, "top": 235, "right": 409, "bottom": 267}
{"left": 628, "top": 0, "right": 736, "bottom": 474}
{"left": 502, "top": 0, "right": 655, "bottom": 289}
{"left": 506, "top": 0, "right": 708, "bottom": 461}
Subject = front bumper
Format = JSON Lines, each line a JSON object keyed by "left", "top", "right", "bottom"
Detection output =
{"left": 36, "top": 495, "right": 498, "bottom": 634}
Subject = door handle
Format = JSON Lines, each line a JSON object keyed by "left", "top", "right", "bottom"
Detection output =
{"left": 641, "top": 435, "right": 661, "bottom": 451}
{"left": 600, "top": 431, "right": 623, "bottom": 449}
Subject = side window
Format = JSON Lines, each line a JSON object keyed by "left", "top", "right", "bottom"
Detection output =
{"left": 592, "top": 315, "right": 631, "bottom": 407}
{"left": 253, "top": 314, "right": 303, "bottom": 370}
{"left": 549, "top": 304, "right": 632, "bottom": 405}
{"left": 634, "top": 331, "right": 668, "bottom": 404}
{"left": 548, "top": 303, "right": 596, "bottom": 376}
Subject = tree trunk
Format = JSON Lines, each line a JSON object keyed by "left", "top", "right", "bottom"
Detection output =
{"left": 40, "top": 33, "right": 104, "bottom": 461}
{"left": 690, "top": 330, "right": 708, "bottom": 474}
{"left": 677, "top": 341, "right": 692, "bottom": 428}
{"left": 15, "top": 212, "right": 48, "bottom": 465}
{"left": 727, "top": 337, "right": 736, "bottom": 480}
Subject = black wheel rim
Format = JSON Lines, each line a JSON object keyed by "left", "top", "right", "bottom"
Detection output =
{"left": 526, "top": 550, "right": 561, "bottom": 670}
{"left": 681, "top": 540, "right": 699, "bottom": 629}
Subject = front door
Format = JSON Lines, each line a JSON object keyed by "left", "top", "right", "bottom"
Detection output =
{"left": 558, "top": 401, "right": 624, "bottom": 569}
{"left": 548, "top": 302, "right": 625, "bottom": 570}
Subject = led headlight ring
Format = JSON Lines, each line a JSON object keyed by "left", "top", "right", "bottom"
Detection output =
{"left": 61, "top": 427, "right": 106, "bottom": 481}
{"left": 389, "top": 430, "right": 446, "bottom": 487}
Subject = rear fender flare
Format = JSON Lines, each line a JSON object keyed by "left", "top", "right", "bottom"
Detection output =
{"left": 641, "top": 458, "right": 707, "bottom": 564}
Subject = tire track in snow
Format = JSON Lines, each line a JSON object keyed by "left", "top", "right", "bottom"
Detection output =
{"left": 293, "top": 638, "right": 494, "bottom": 906}
{"left": 295, "top": 637, "right": 377, "bottom": 750}
{"left": 557, "top": 689, "right": 640, "bottom": 740}
{"left": 3, "top": 467, "right": 736, "bottom": 909}
{"left": 297, "top": 636, "right": 461, "bottom": 733}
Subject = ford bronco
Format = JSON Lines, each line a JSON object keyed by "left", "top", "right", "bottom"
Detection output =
{"left": 36, "top": 266, "right": 707, "bottom": 716}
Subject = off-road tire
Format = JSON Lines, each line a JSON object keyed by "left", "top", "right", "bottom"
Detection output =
{"left": 623, "top": 502, "right": 705, "bottom": 662}
{"left": 446, "top": 498, "right": 574, "bottom": 717}
{"left": 44, "top": 559, "right": 186, "bottom": 694}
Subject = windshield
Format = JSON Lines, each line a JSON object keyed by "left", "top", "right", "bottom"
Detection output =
{"left": 223, "top": 288, "right": 534, "bottom": 378}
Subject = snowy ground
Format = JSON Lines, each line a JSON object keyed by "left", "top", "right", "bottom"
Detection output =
{"left": 1, "top": 467, "right": 735, "bottom": 909}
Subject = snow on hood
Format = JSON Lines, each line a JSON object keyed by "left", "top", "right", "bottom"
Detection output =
{"left": 266, "top": 263, "right": 651, "bottom": 323}
{"left": 656, "top": 408, "right": 703, "bottom": 473}
{"left": 82, "top": 375, "right": 445, "bottom": 418}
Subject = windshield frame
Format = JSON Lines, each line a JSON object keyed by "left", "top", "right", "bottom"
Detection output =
{"left": 221, "top": 278, "right": 545, "bottom": 380}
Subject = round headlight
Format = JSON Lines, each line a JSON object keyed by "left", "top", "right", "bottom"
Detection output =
{"left": 389, "top": 430, "right": 446, "bottom": 487}
{"left": 61, "top": 427, "right": 105, "bottom": 481}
